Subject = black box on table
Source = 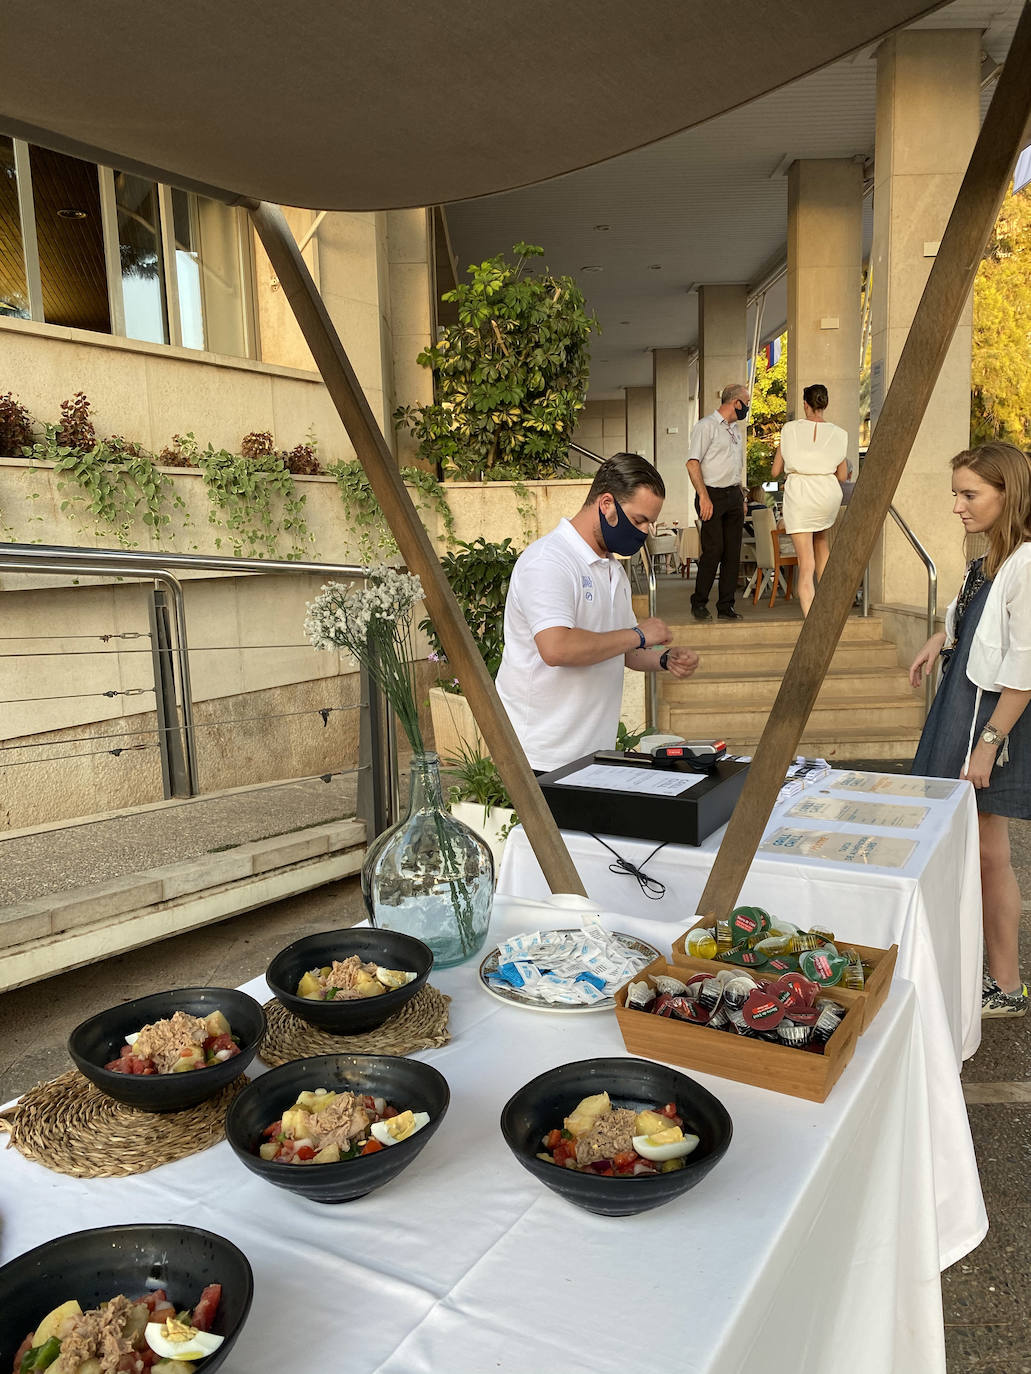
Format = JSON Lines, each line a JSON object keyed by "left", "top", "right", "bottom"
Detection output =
{"left": 537, "top": 754, "right": 749, "bottom": 847}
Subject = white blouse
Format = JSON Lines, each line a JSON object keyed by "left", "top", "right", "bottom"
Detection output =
{"left": 779, "top": 419, "right": 848, "bottom": 475}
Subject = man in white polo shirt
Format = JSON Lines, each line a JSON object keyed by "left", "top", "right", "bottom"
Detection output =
{"left": 686, "top": 382, "right": 750, "bottom": 622}
{"left": 496, "top": 453, "right": 701, "bottom": 772}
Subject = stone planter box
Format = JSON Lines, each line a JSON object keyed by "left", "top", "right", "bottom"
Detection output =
{"left": 428, "top": 686, "right": 485, "bottom": 761}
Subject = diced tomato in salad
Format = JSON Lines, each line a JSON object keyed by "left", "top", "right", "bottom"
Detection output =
{"left": 192, "top": 1283, "right": 222, "bottom": 1332}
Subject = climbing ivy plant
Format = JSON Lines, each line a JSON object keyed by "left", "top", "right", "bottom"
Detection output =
{"left": 198, "top": 445, "right": 311, "bottom": 559}
{"left": 327, "top": 458, "right": 456, "bottom": 561}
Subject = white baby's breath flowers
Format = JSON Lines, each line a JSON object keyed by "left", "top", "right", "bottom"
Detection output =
{"left": 304, "top": 566, "right": 424, "bottom": 651}
{"left": 304, "top": 565, "right": 426, "bottom": 753}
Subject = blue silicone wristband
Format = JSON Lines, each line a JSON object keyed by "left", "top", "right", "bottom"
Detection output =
{"left": 632, "top": 626, "right": 646, "bottom": 650}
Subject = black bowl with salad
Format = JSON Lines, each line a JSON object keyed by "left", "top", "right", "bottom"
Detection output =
{"left": 68, "top": 987, "right": 265, "bottom": 1113}
{"left": 0, "top": 1223, "right": 252, "bottom": 1374}
{"left": 225, "top": 1051, "right": 449, "bottom": 1204}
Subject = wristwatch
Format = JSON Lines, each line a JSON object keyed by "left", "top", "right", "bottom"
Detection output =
{"left": 631, "top": 626, "right": 647, "bottom": 650}
{"left": 659, "top": 649, "right": 671, "bottom": 671}
{"left": 980, "top": 723, "right": 1005, "bottom": 748}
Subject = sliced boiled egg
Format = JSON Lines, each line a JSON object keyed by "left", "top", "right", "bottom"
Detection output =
{"left": 145, "top": 1318, "right": 225, "bottom": 1361}
{"left": 631, "top": 1126, "right": 701, "bottom": 1162}
{"left": 125, "top": 1031, "right": 141, "bottom": 1046}
{"left": 370, "top": 1110, "right": 430, "bottom": 1145}
{"left": 376, "top": 966, "right": 417, "bottom": 989}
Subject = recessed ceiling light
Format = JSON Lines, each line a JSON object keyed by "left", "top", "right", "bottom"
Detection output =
{"left": 593, "top": 224, "right": 611, "bottom": 231}
{"left": 580, "top": 264, "right": 603, "bottom": 273}
{"left": 57, "top": 208, "right": 88, "bottom": 220}
{"left": 648, "top": 263, "right": 662, "bottom": 270}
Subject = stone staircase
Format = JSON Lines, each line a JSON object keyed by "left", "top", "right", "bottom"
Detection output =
{"left": 657, "top": 615, "right": 924, "bottom": 760}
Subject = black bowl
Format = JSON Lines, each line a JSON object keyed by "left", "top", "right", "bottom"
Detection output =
{"left": 501, "top": 1056, "right": 733, "bottom": 1217}
{"left": 225, "top": 1052, "right": 449, "bottom": 1204}
{"left": 266, "top": 927, "right": 432, "bottom": 1034}
{"left": 68, "top": 987, "right": 265, "bottom": 1113}
{"left": 0, "top": 1223, "right": 252, "bottom": 1374}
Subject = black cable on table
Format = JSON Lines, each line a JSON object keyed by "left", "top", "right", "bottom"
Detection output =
{"left": 588, "top": 834, "right": 668, "bottom": 900}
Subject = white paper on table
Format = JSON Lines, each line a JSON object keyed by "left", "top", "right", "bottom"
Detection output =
{"left": 833, "top": 771, "right": 959, "bottom": 800}
{"left": 787, "top": 796, "right": 930, "bottom": 829}
{"left": 759, "top": 826, "right": 918, "bottom": 868}
{"left": 549, "top": 763, "right": 704, "bottom": 797}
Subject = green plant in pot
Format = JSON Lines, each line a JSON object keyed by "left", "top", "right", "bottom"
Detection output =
{"left": 445, "top": 739, "right": 518, "bottom": 878}
{"left": 420, "top": 536, "right": 518, "bottom": 759}
{"left": 394, "top": 243, "right": 597, "bottom": 482}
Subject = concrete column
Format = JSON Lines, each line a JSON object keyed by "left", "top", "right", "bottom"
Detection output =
{"left": 625, "top": 386, "right": 654, "bottom": 462}
{"left": 387, "top": 208, "right": 436, "bottom": 469}
{"left": 870, "top": 29, "right": 981, "bottom": 609}
{"left": 698, "top": 285, "right": 748, "bottom": 419}
{"left": 653, "top": 348, "right": 693, "bottom": 520}
{"left": 787, "top": 159, "right": 864, "bottom": 460}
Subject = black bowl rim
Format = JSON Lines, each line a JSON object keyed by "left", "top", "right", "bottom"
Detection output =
{"left": 265, "top": 928, "right": 433, "bottom": 1020}
{"left": 0, "top": 1221, "right": 254, "bottom": 1342}
{"left": 500, "top": 1055, "right": 733, "bottom": 1183}
{"left": 225, "top": 1051, "right": 450, "bottom": 1178}
{"left": 68, "top": 986, "right": 266, "bottom": 1081}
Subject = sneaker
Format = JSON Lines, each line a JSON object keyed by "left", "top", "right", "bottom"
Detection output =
{"left": 981, "top": 977, "right": 1028, "bottom": 1019}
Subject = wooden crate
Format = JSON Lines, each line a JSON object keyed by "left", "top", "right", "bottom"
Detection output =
{"left": 670, "top": 926, "right": 898, "bottom": 1035}
{"left": 614, "top": 957, "right": 864, "bottom": 1103}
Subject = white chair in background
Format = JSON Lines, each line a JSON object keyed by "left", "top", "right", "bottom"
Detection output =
{"left": 645, "top": 530, "right": 678, "bottom": 575}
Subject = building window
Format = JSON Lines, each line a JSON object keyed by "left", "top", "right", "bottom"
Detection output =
{"left": 0, "top": 136, "right": 30, "bottom": 319}
{"left": 0, "top": 138, "right": 255, "bottom": 359}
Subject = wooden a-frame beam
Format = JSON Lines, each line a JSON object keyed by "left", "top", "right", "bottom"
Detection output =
{"left": 247, "top": 200, "right": 586, "bottom": 897}
{"left": 696, "top": 0, "right": 1031, "bottom": 923}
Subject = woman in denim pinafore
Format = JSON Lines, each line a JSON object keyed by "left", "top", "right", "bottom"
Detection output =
{"left": 910, "top": 443, "right": 1031, "bottom": 1020}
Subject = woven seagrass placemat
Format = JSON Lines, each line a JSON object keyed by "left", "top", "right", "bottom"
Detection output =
{"left": 0, "top": 1070, "right": 249, "bottom": 1178}
{"left": 259, "top": 984, "right": 451, "bottom": 1066}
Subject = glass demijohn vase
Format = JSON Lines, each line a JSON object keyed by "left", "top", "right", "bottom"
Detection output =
{"left": 361, "top": 752, "right": 494, "bottom": 968}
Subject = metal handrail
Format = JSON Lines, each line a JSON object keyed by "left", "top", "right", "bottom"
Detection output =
{"left": 886, "top": 506, "right": 938, "bottom": 715}
{"left": 569, "top": 441, "right": 603, "bottom": 466}
{"left": 0, "top": 542, "right": 391, "bottom": 822}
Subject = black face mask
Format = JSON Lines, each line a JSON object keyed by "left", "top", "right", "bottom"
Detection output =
{"left": 599, "top": 498, "right": 649, "bottom": 556}
{"left": 734, "top": 400, "right": 749, "bottom": 421}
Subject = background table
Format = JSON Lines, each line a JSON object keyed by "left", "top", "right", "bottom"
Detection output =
{"left": 499, "top": 770, "right": 986, "bottom": 1266}
{"left": 0, "top": 897, "right": 958, "bottom": 1374}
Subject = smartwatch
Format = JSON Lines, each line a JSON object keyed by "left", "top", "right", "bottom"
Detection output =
{"left": 631, "top": 626, "right": 646, "bottom": 650}
{"left": 659, "top": 649, "right": 671, "bottom": 671}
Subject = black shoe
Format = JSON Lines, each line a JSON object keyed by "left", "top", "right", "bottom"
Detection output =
{"left": 717, "top": 609, "right": 743, "bottom": 621}
{"left": 691, "top": 605, "right": 712, "bottom": 622}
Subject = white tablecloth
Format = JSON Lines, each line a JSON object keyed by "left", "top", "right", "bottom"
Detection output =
{"left": 499, "top": 771, "right": 987, "bottom": 1268}
{"left": 0, "top": 896, "right": 953, "bottom": 1374}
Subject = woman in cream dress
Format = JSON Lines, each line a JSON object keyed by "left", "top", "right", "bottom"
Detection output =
{"left": 770, "top": 383, "right": 848, "bottom": 616}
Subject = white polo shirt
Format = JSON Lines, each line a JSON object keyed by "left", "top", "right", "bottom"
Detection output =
{"left": 496, "top": 518, "right": 635, "bottom": 772}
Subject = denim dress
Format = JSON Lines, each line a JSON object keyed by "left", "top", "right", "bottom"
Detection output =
{"left": 912, "top": 558, "right": 1031, "bottom": 818}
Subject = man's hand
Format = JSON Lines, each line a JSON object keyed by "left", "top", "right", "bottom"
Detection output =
{"left": 698, "top": 494, "right": 714, "bottom": 522}
{"left": 663, "top": 647, "right": 700, "bottom": 679}
{"left": 636, "top": 617, "right": 673, "bottom": 647}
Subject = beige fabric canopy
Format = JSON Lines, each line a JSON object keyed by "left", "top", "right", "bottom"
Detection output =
{"left": 2, "top": 0, "right": 946, "bottom": 209}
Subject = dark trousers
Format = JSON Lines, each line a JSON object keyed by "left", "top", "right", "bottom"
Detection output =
{"left": 692, "top": 485, "right": 744, "bottom": 614}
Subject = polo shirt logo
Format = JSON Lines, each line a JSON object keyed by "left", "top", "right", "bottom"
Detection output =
{"left": 582, "top": 573, "right": 594, "bottom": 601}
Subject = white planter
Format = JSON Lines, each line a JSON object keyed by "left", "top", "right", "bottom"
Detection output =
{"left": 449, "top": 800, "right": 516, "bottom": 879}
